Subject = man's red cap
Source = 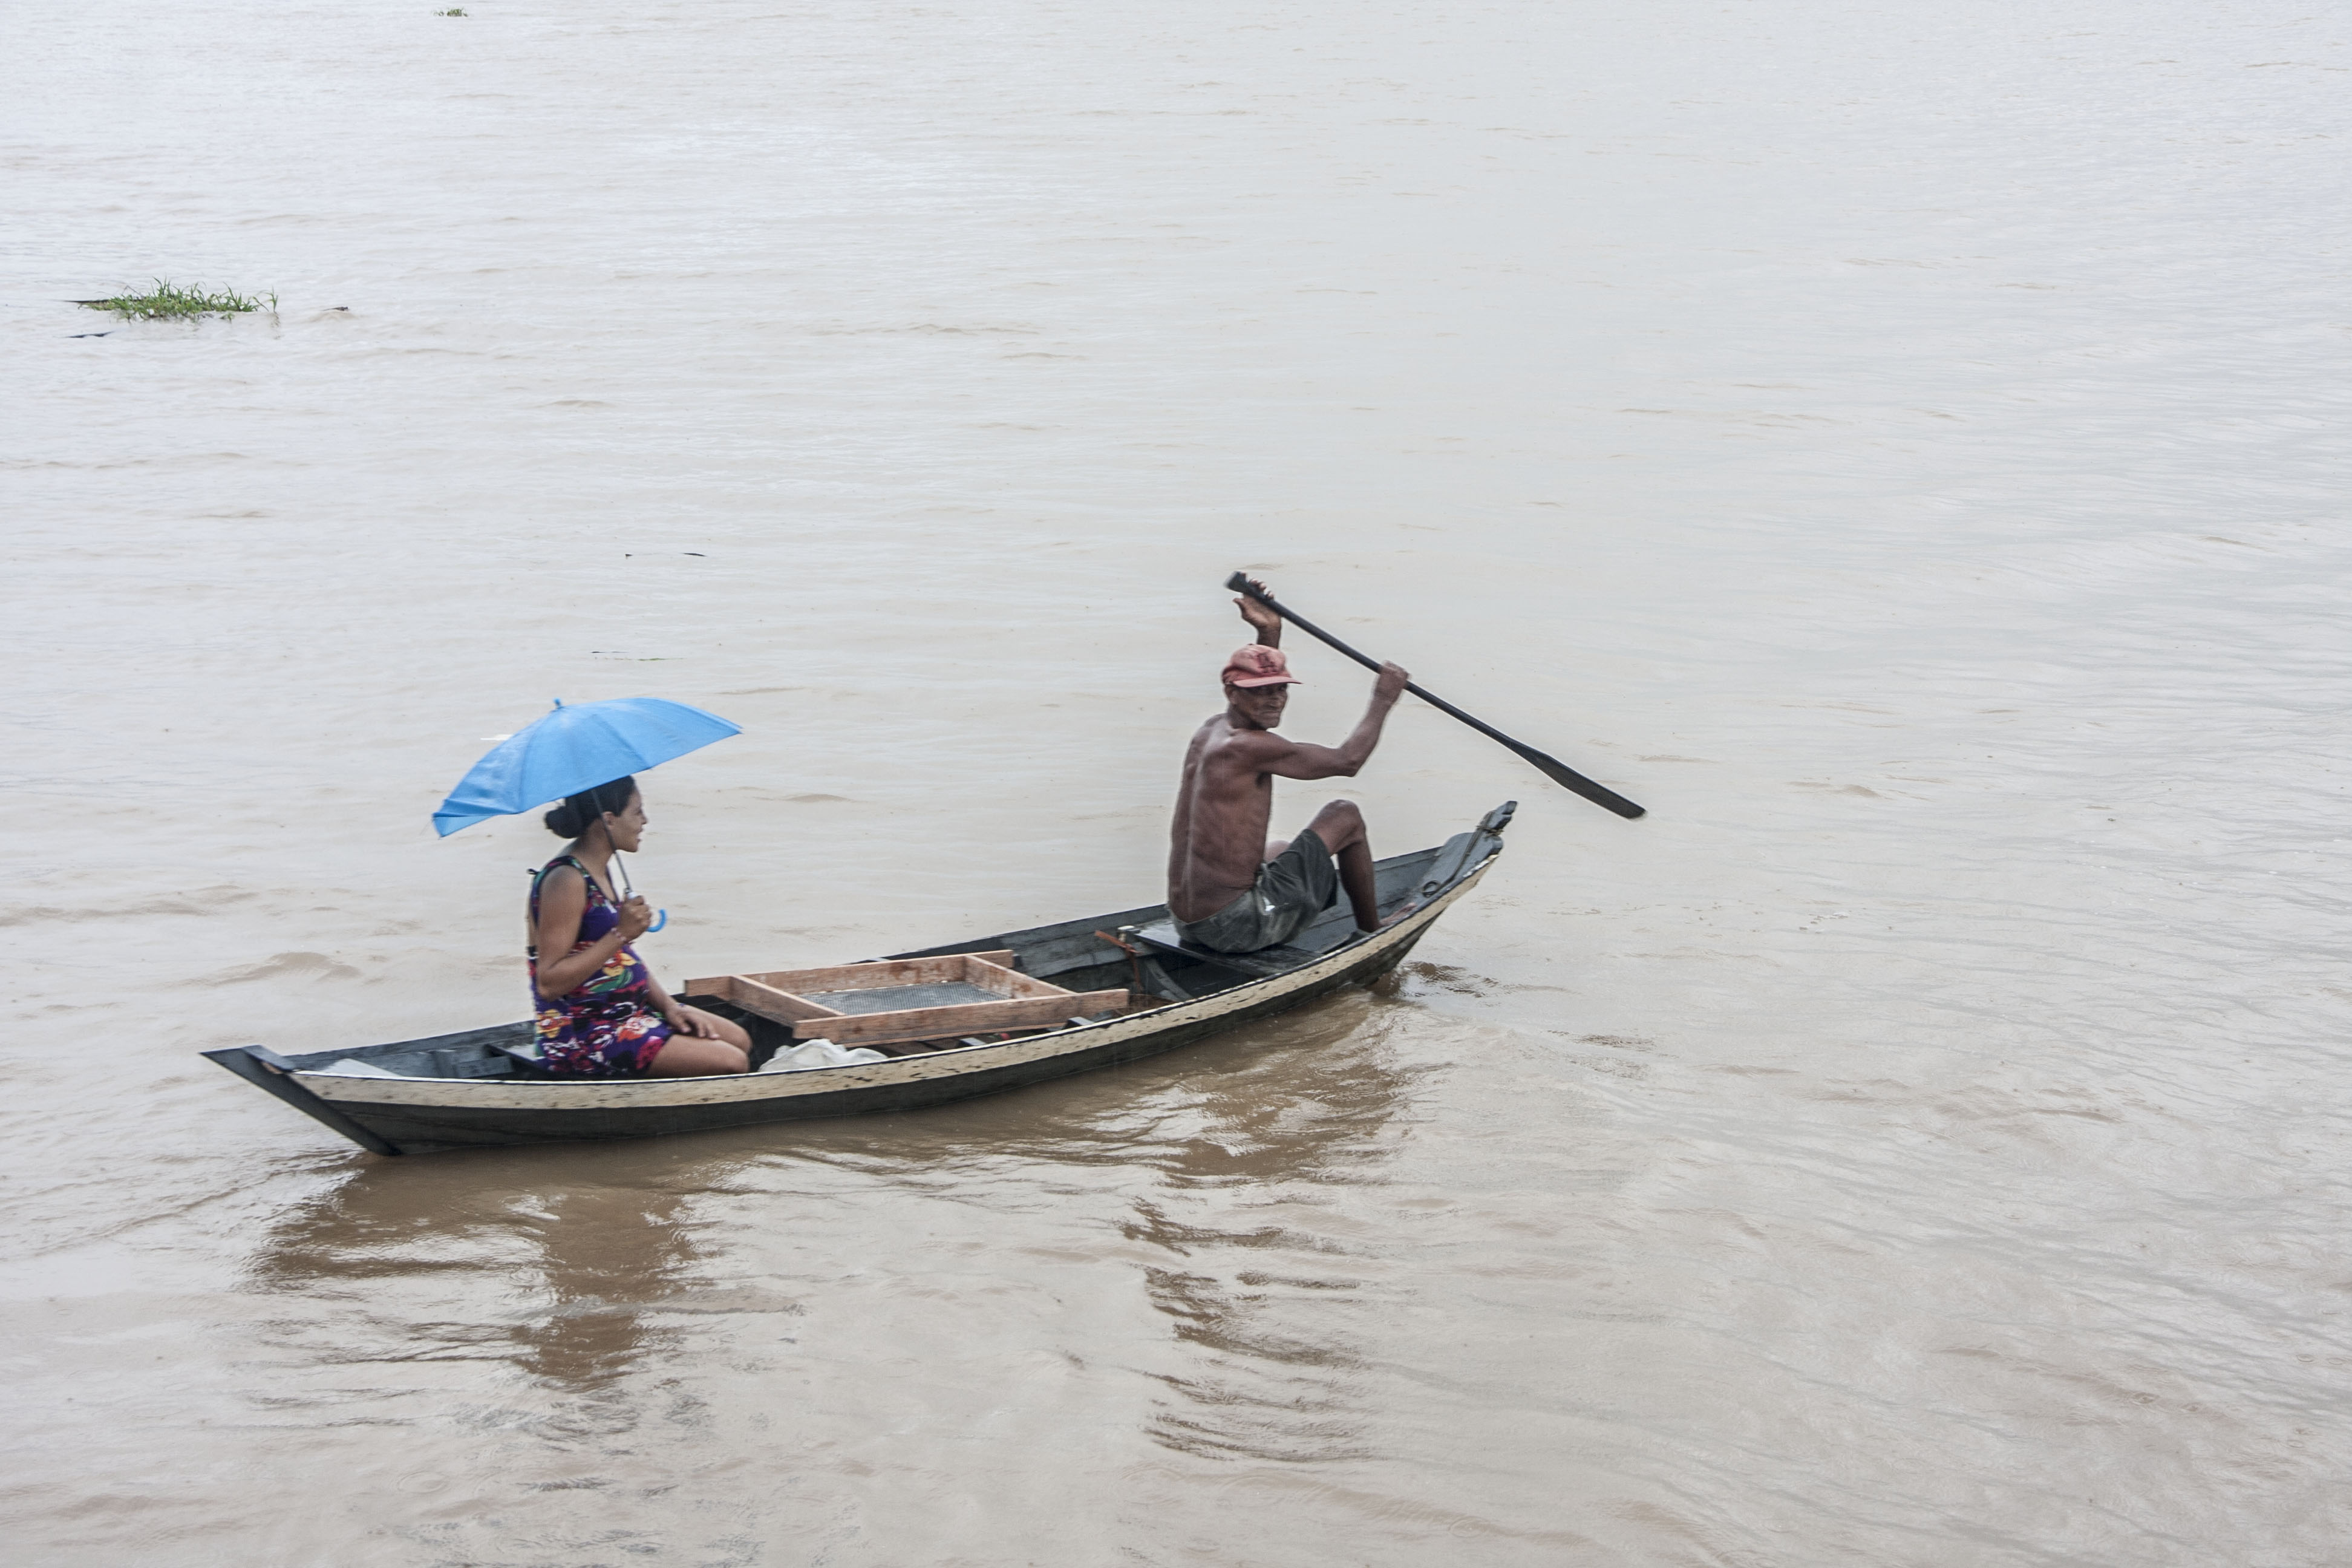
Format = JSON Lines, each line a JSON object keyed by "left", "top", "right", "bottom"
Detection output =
{"left": 1223, "top": 645, "right": 1301, "bottom": 688}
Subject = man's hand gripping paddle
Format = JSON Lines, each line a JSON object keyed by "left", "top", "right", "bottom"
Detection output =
{"left": 1224, "top": 573, "right": 1645, "bottom": 820}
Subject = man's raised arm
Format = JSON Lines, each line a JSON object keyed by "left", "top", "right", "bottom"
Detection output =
{"left": 1241, "top": 661, "right": 1410, "bottom": 780}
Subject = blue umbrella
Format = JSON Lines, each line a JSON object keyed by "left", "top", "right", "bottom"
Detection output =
{"left": 432, "top": 697, "right": 742, "bottom": 838}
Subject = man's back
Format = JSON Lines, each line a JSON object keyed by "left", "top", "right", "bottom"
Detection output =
{"left": 1168, "top": 712, "right": 1282, "bottom": 923}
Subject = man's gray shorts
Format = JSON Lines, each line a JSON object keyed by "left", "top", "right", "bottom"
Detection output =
{"left": 1174, "top": 829, "right": 1341, "bottom": 954}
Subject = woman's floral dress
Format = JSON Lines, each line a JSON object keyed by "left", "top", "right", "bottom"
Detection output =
{"left": 528, "top": 855, "right": 671, "bottom": 1076}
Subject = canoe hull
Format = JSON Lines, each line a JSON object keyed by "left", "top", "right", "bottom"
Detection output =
{"left": 206, "top": 805, "right": 1511, "bottom": 1154}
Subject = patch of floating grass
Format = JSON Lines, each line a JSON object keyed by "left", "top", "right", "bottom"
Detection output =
{"left": 436, "top": 7, "right": 466, "bottom": 13}
{"left": 80, "top": 280, "right": 276, "bottom": 321}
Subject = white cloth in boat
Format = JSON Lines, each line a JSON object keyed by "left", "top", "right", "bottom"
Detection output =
{"left": 758, "top": 1039, "right": 887, "bottom": 1073}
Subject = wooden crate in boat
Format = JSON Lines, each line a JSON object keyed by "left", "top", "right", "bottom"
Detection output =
{"left": 684, "top": 952, "right": 1128, "bottom": 1046}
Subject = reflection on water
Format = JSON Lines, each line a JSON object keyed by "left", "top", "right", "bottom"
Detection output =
{"left": 247, "top": 988, "right": 1417, "bottom": 1345}
{"left": 250, "top": 1152, "right": 708, "bottom": 1390}
{"left": 1138, "top": 1238, "right": 1376, "bottom": 1465}
{"left": 244, "top": 986, "right": 1428, "bottom": 1474}
{"left": 1122, "top": 996, "right": 1420, "bottom": 1464}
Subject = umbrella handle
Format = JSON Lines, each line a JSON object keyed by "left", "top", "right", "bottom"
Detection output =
{"left": 611, "top": 851, "right": 666, "bottom": 933}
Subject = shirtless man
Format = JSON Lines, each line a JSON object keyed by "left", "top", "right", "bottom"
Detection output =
{"left": 1167, "top": 581, "right": 1411, "bottom": 953}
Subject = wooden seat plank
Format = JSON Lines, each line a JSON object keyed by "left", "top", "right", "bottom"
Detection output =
{"left": 1126, "top": 919, "right": 1354, "bottom": 981}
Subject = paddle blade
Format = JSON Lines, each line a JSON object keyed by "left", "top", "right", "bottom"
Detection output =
{"left": 1511, "top": 743, "right": 1646, "bottom": 818}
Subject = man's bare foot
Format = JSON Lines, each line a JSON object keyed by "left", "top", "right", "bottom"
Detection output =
{"left": 1357, "top": 901, "right": 1420, "bottom": 936}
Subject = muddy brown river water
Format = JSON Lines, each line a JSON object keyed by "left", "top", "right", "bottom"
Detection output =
{"left": 7, "top": 0, "right": 2350, "bottom": 1562}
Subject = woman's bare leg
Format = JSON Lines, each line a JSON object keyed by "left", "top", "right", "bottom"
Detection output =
{"left": 646, "top": 1036, "right": 750, "bottom": 1076}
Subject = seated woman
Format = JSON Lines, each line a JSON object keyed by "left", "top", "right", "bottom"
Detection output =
{"left": 528, "top": 775, "right": 754, "bottom": 1077}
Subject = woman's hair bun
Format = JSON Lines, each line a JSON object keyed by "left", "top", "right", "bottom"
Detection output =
{"left": 544, "top": 775, "right": 639, "bottom": 837}
{"left": 542, "top": 799, "right": 591, "bottom": 837}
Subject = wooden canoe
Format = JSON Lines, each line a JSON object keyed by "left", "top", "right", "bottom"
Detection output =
{"left": 204, "top": 802, "right": 1515, "bottom": 1155}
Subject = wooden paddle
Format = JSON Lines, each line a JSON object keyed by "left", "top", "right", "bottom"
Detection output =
{"left": 1226, "top": 572, "right": 1645, "bottom": 819}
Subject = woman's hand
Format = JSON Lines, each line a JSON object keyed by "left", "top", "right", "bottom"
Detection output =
{"left": 666, "top": 1004, "right": 725, "bottom": 1039}
{"left": 616, "top": 894, "right": 656, "bottom": 941}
